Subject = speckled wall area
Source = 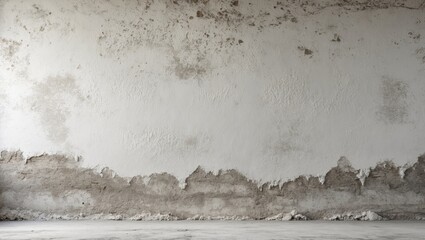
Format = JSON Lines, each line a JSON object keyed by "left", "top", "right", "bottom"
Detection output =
{"left": 0, "top": 0, "right": 425, "bottom": 220}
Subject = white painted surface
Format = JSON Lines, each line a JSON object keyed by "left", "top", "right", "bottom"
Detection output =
{"left": 1, "top": 221, "right": 425, "bottom": 240}
{"left": 1, "top": 0, "right": 425, "bottom": 182}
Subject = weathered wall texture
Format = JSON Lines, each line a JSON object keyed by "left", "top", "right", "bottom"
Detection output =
{"left": 1, "top": 0, "right": 425, "bottom": 219}
{"left": 0, "top": 151, "right": 425, "bottom": 220}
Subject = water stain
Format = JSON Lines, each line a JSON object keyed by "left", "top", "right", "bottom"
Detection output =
{"left": 0, "top": 38, "right": 22, "bottom": 71}
{"left": 173, "top": 54, "right": 207, "bottom": 80}
{"left": 416, "top": 47, "right": 425, "bottom": 63}
{"left": 0, "top": 38, "right": 21, "bottom": 60}
{"left": 122, "top": 129, "right": 210, "bottom": 158}
{"left": 29, "top": 75, "right": 84, "bottom": 144}
{"left": 377, "top": 77, "right": 409, "bottom": 124}
{"left": 184, "top": 137, "right": 198, "bottom": 147}
{"left": 266, "top": 122, "right": 304, "bottom": 156}
{"left": 12, "top": 3, "right": 58, "bottom": 38}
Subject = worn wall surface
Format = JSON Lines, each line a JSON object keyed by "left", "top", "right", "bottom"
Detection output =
{"left": 0, "top": 0, "right": 425, "bottom": 219}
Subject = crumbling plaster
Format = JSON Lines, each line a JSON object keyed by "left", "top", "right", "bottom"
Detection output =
{"left": 0, "top": 151, "right": 424, "bottom": 220}
{"left": 0, "top": 0, "right": 425, "bottom": 202}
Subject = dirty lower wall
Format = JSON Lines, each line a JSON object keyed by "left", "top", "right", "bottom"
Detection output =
{"left": 1, "top": 0, "right": 425, "bottom": 219}
{"left": 0, "top": 151, "right": 425, "bottom": 220}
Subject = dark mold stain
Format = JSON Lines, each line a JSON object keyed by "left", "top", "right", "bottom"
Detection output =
{"left": 408, "top": 31, "right": 421, "bottom": 41}
{"left": 304, "top": 48, "right": 313, "bottom": 55}
{"left": 298, "top": 46, "right": 313, "bottom": 57}
{"left": 91, "top": 0, "right": 424, "bottom": 79}
{"left": 331, "top": 33, "right": 341, "bottom": 42}
{"left": 1, "top": 150, "right": 425, "bottom": 220}
{"left": 196, "top": 10, "right": 204, "bottom": 17}
{"left": 12, "top": 3, "right": 60, "bottom": 38}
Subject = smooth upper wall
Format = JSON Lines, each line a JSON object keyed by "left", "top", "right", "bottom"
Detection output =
{"left": 0, "top": 0, "right": 424, "bottom": 183}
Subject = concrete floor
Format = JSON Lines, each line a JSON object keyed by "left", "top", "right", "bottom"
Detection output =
{"left": 0, "top": 221, "right": 424, "bottom": 240}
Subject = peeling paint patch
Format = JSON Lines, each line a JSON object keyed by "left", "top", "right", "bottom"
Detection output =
{"left": 356, "top": 168, "right": 371, "bottom": 186}
{"left": 1, "top": 151, "right": 425, "bottom": 220}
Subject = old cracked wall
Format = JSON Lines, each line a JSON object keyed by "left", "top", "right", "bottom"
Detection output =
{"left": 1, "top": 0, "right": 425, "bottom": 218}
{"left": 0, "top": 151, "right": 424, "bottom": 220}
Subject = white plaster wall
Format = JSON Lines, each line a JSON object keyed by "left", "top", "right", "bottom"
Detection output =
{"left": 0, "top": 0, "right": 424, "bottom": 183}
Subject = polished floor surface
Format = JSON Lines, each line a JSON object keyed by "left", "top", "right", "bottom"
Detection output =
{"left": 0, "top": 221, "right": 424, "bottom": 239}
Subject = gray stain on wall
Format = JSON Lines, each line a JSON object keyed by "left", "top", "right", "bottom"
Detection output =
{"left": 93, "top": 0, "right": 425, "bottom": 80}
{"left": 29, "top": 75, "right": 84, "bottom": 144}
{"left": 377, "top": 77, "right": 409, "bottom": 124}
{"left": 0, "top": 38, "right": 21, "bottom": 59}
{"left": 172, "top": 49, "right": 208, "bottom": 80}
{"left": 416, "top": 47, "right": 425, "bottom": 63}
{"left": 0, "top": 38, "right": 21, "bottom": 70}
{"left": 0, "top": 150, "right": 424, "bottom": 220}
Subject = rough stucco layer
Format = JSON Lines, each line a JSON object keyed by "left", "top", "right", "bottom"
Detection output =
{"left": 1, "top": 0, "right": 425, "bottom": 184}
{"left": 0, "top": 151, "right": 424, "bottom": 220}
{"left": 1, "top": 0, "right": 425, "bottom": 220}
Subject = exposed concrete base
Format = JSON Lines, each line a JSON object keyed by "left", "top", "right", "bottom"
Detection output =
{"left": 0, "top": 151, "right": 424, "bottom": 220}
